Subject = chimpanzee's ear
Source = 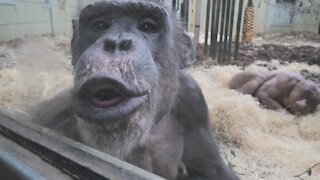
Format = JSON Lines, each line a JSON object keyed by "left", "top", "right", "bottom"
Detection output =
{"left": 178, "top": 30, "right": 196, "bottom": 69}
{"left": 72, "top": 18, "right": 78, "bottom": 31}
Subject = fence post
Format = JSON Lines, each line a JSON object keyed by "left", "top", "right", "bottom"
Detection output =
{"left": 227, "top": 0, "right": 236, "bottom": 62}
{"left": 210, "top": 0, "right": 220, "bottom": 58}
{"left": 204, "top": 0, "right": 211, "bottom": 54}
{"left": 222, "top": 0, "right": 231, "bottom": 64}
{"left": 234, "top": 0, "right": 244, "bottom": 60}
{"left": 193, "top": 0, "right": 201, "bottom": 43}
{"left": 49, "top": 0, "right": 56, "bottom": 36}
{"left": 218, "top": 0, "right": 226, "bottom": 63}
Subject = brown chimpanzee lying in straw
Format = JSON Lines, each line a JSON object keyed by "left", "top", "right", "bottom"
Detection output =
{"left": 229, "top": 71, "right": 320, "bottom": 115}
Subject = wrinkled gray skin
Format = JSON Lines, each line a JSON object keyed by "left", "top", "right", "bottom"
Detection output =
{"left": 43, "top": 1, "right": 238, "bottom": 179}
{"left": 229, "top": 71, "right": 320, "bottom": 115}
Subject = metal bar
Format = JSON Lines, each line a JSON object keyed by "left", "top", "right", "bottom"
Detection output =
{"left": 193, "top": 0, "right": 202, "bottom": 43}
{"left": 211, "top": 0, "right": 219, "bottom": 58}
{"left": 172, "top": 0, "right": 178, "bottom": 11}
{"left": 0, "top": 113, "right": 164, "bottom": 180}
{"left": 222, "top": 0, "right": 231, "bottom": 64}
{"left": 180, "top": 1, "right": 184, "bottom": 19}
{"left": 0, "top": 133, "right": 73, "bottom": 180}
{"left": 209, "top": 0, "right": 216, "bottom": 57}
{"left": 234, "top": 0, "right": 244, "bottom": 60}
{"left": 49, "top": 0, "right": 56, "bottom": 36}
{"left": 204, "top": 0, "right": 211, "bottom": 54}
{"left": 218, "top": 0, "right": 226, "bottom": 63}
{"left": 177, "top": 0, "right": 180, "bottom": 10}
{"left": 172, "top": 0, "right": 175, "bottom": 10}
{"left": 183, "top": 0, "right": 189, "bottom": 30}
{"left": 227, "top": 0, "right": 236, "bottom": 63}
{"left": 0, "top": 149, "right": 46, "bottom": 180}
{"left": 213, "top": 0, "right": 221, "bottom": 57}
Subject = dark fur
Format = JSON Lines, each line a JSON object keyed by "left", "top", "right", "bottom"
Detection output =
{"left": 43, "top": 1, "right": 238, "bottom": 179}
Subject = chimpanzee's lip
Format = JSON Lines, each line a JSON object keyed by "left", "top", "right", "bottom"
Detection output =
{"left": 88, "top": 86, "right": 124, "bottom": 108}
{"left": 74, "top": 73, "right": 149, "bottom": 124}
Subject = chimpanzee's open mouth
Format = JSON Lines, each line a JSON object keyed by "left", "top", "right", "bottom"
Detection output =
{"left": 89, "top": 86, "right": 124, "bottom": 108}
{"left": 74, "top": 74, "right": 149, "bottom": 123}
{"left": 78, "top": 75, "right": 148, "bottom": 108}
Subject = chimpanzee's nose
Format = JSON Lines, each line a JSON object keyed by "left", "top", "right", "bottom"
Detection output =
{"left": 103, "top": 39, "right": 132, "bottom": 52}
{"left": 104, "top": 39, "right": 116, "bottom": 52}
{"left": 119, "top": 40, "right": 132, "bottom": 51}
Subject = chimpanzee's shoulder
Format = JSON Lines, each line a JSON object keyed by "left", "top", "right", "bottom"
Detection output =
{"left": 171, "top": 72, "right": 209, "bottom": 129}
{"left": 178, "top": 72, "right": 201, "bottom": 91}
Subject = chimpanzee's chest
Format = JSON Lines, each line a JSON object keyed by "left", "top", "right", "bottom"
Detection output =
{"left": 127, "top": 114, "right": 184, "bottom": 179}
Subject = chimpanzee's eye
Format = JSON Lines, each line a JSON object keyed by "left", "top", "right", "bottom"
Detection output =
{"left": 92, "top": 20, "right": 111, "bottom": 30}
{"left": 138, "top": 18, "right": 158, "bottom": 33}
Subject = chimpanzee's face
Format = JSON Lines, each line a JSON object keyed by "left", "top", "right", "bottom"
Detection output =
{"left": 70, "top": 1, "right": 181, "bottom": 158}
{"left": 291, "top": 81, "right": 320, "bottom": 115}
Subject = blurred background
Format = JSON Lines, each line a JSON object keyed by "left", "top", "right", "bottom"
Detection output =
{"left": 0, "top": 1, "right": 320, "bottom": 179}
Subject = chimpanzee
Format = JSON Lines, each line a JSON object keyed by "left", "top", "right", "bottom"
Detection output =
{"left": 43, "top": 1, "right": 238, "bottom": 179}
{"left": 229, "top": 71, "right": 320, "bottom": 115}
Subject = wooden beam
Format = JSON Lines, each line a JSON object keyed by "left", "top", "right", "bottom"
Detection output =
{"left": 0, "top": 112, "right": 164, "bottom": 180}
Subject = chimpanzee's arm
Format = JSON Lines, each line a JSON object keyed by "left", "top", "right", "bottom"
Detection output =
{"left": 174, "top": 73, "right": 238, "bottom": 180}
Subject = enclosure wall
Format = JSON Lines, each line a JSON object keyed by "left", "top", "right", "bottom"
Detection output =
{"left": 0, "top": 0, "right": 80, "bottom": 42}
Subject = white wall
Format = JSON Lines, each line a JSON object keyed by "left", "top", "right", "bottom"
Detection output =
{"left": 187, "top": 0, "right": 267, "bottom": 43}
{"left": 186, "top": 0, "right": 319, "bottom": 41}
{"left": 262, "top": 0, "right": 319, "bottom": 33}
{"left": 0, "top": 0, "right": 80, "bottom": 42}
